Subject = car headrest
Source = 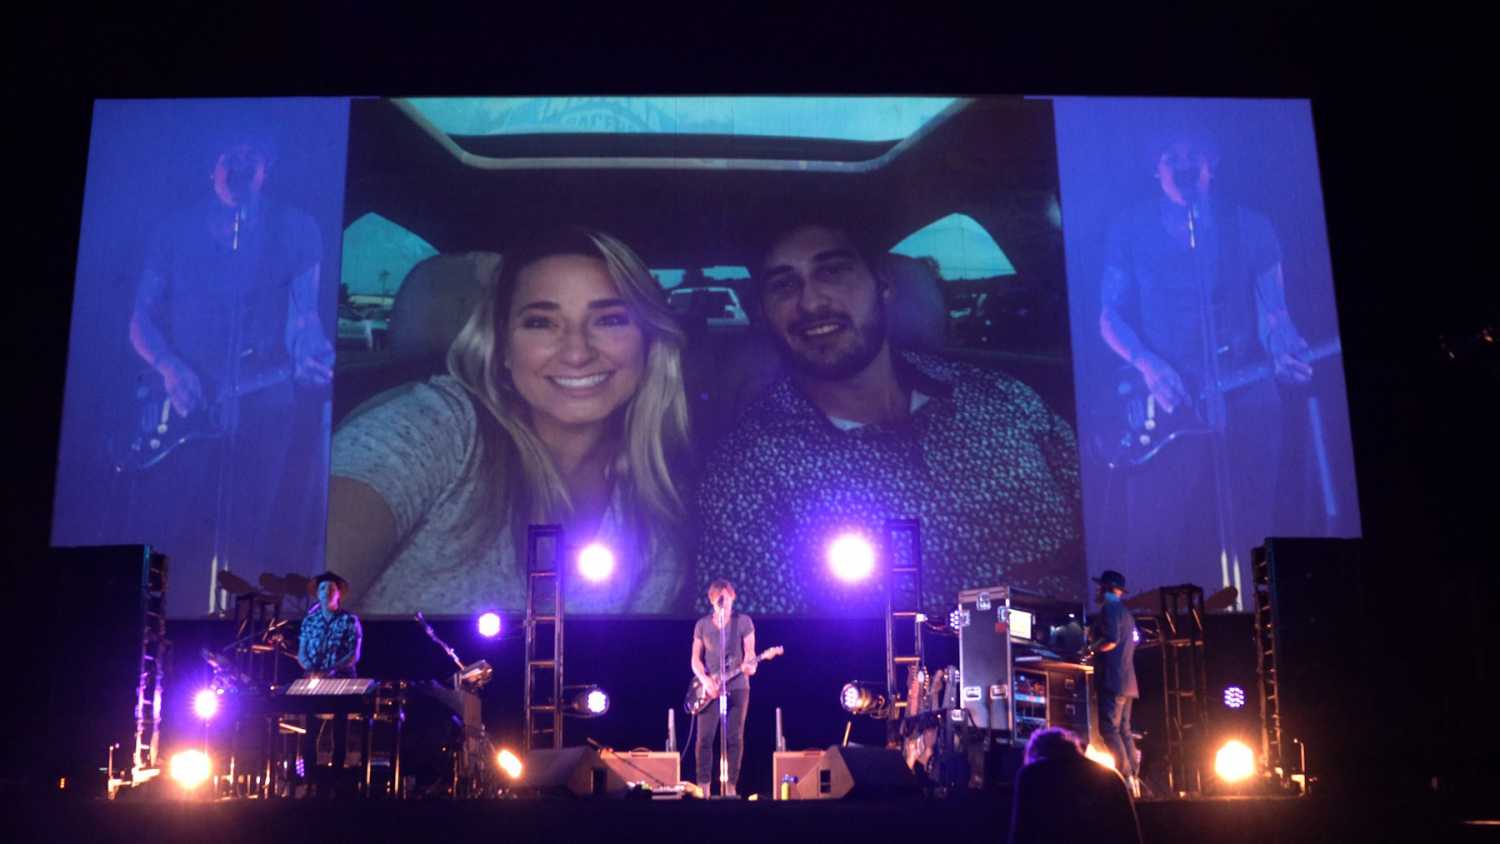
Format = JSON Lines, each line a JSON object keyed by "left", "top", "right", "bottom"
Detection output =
{"left": 877, "top": 252, "right": 947, "bottom": 353}
{"left": 387, "top": 251, "right": 501, "bottom": 361}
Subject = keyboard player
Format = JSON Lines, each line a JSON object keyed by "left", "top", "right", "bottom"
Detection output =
{"left": 295, "top": 571, "right": 364, "bottom": 795}
{"left": 298, "top": 571, "right": 363, "bottom": 678}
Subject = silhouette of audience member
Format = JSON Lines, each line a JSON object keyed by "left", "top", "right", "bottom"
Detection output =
{"left": 1008, "top": 727, "right": 1141, "bottom": 844}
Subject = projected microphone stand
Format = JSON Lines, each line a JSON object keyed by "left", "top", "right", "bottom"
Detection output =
{"left": 210, "top": 211, "right": 246, "bottom": 616}
{"left": 1186, "top": 199, "right": 1243, "bottom": 605}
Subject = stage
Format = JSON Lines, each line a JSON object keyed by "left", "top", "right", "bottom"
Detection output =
{"left": 8, "top": 791, "right": 1492, "bottom": 844}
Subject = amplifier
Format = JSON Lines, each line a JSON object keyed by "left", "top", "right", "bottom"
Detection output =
{"left": 772, "top": 750, "right": 825, "bottom": 799}
{"left": 597, "top": 749, "right": 680, "bottom": 790}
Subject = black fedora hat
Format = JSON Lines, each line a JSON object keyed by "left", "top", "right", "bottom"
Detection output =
{"left": 307, "top": 571, "right": 349, "bottom": 595}
{"left": 1091, "top": 570, "right": 1128, "bottom": 592}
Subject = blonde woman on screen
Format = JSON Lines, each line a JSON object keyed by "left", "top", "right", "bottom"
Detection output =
{"left": 326, "top": 226, "right": 692, "bottom": 614}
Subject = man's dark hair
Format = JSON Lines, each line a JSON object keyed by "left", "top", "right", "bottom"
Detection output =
{"left": 750, "top": 220, "right": 881, "bottom": 271}
{"left": 707, "top": 578, "right": 736, "bottom": 596}
{"left": 1143, "top": 123, "right": 1221, "bottom": 170}
{"left": 206, "top": 126, "right": 281, "bottom": 171}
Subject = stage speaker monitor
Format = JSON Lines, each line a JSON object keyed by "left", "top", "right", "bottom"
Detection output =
{"left": 596, "top": 749, "right": 679, "bottom": 790}
{"left": 772, "top": 750, "right": 824, "bottom": 799}
{"left": 521, "top": 746, "right": 623, "bottom": 796}
{"left": 794, "top": 745, "right": 921, "bottom": 800}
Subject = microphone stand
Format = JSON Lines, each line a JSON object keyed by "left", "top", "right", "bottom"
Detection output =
{"left": 716, "top": 597, "right": 729, "bottom": 797}
{"left": 414, "top": 612, "right": 467, "bottom": 686}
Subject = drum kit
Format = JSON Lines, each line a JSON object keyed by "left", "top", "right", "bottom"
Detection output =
{"left": 205, "top": 569, "right": 319, "bottom": 689}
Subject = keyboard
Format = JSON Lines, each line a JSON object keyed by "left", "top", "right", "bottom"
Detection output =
{"left": 286, "top": 677, "right": 378, "bottom": 696}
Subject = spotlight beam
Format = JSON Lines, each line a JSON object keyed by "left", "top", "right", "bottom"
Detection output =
{"left": 192, "top": 689, "right": 220, "bottom": 721}
{"left": 578, "top": 543, "right": 616, "bottom": 583}
{"left": 477, "top": 612, "right": 502, "bottom": 638}
{"left": 828, "top": 533, "right": 875, "bottom": 583}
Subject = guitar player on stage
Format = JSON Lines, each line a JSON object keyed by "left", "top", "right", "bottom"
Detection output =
{"left": 126, "top": 130, "right": 334, "bottom": 612}
{"left": 1098, "top": 129, "right": 1313, "bottom": 593}
{"left": 690, "top": 579, "right": 756, "bottom": 797}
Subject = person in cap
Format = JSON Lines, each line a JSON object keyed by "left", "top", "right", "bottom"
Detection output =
{"left": 1088, "top": 569, "right": 1140, "bottom": 793}
{"left": 297, "top": 572, "right": 362, "bottom": 678}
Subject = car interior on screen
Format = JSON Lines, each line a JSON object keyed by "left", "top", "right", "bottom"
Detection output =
{"left": 333, "top": 97, "right": 1074, "bottom": 447}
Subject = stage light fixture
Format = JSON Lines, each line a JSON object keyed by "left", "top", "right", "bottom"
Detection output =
{"left": 192, "top": 688, "right": 220, "bottom": 721}
{"left": 1084, "top": 744, "right": 1116, "bottom": 770}
{"left": 168, "top": 750, "right": 212, "bottom": 790}
{"left": 564, "top": 685, "right": 610, "bottom": 717}
{"left": 827, "top": 533, "right": 875, "bottom": 582}
{"left": 1214, "top": 739, "right": 1255, "bottom": 783}
{"left": 585, "top": 689, "right": 609, "bottom": 715}
{"left": 477, "top": 612, "right": 502, "bottom": 638}
{"left": 839, "top": 682, "right": 885, "bottom": 716}
{"left": 497, "top": 748, "right": 523, "bottom": 780}
{"left": 578, "top": 542, "right": 616, "bottom": 583}
{"left": 1223, "top": 685, "right": 1246, "bottom": 709}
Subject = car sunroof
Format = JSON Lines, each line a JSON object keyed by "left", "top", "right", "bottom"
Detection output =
{"left": 405, "top": 96, "right": 957, "bottom": 143}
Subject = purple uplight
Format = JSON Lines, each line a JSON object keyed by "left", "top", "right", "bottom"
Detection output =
{"left": 477, "top": 612, "right": 502, "bottom": 638}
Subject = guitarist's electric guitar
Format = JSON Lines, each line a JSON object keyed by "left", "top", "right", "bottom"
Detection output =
{"left": 1095, "top": 338, "right": 1342, "bottom": 470}
{"left": 683, "top": 646, "right": 783, "bottom": 715}
{"left": 112, "top": 364, "right": 294, "bottom": 473}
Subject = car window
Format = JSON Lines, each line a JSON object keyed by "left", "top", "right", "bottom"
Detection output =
{"left": 890, "top": 213, "right": 1014, "bottom": 279}
{"left": 342, "top": 213, "right": 439, "bottom": 299}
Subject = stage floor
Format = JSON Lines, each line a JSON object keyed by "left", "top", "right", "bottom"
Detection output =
{"left": 8, "top": 791, "right": 1488, "bottom": 844}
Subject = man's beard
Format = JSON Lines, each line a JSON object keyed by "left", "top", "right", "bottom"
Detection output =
{"left": 772, "top": 304, "right": 888, "bottom": 382}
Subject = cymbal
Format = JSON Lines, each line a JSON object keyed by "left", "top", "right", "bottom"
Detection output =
{"left": 259, "top": 572, "right": 287, "bottom": 595}
{"left": 1123, "top": 585, "right": 1239, "bottom": 613}
{"left": 218, "top": 570, "right": 257, "bottom": 595}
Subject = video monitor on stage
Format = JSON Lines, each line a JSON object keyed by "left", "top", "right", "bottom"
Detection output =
{"left": 1008, "top": 608, "right": 1035, "bottom": 643}
{"left": 49, "top": 95, "right": 1359, "bottom": 620}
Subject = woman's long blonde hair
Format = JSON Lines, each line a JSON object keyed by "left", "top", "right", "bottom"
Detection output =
{"left": 446, "top": 226, "right": 690, "bottom": 552}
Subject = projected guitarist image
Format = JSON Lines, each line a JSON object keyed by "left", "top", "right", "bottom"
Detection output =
{"left": 1097, "top": 129, "right": 1332, "bottom": 597}
{"left": 125, "top": 130, "right": 334, "bottom": 612}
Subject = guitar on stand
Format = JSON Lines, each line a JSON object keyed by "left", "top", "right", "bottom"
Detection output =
{"left": 682, "top": 646, "right": 784, "bottom": 715}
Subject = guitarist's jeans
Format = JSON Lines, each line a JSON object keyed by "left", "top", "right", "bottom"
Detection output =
{"left": 694, "top": 686, "right": 749, "bottom": 789}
